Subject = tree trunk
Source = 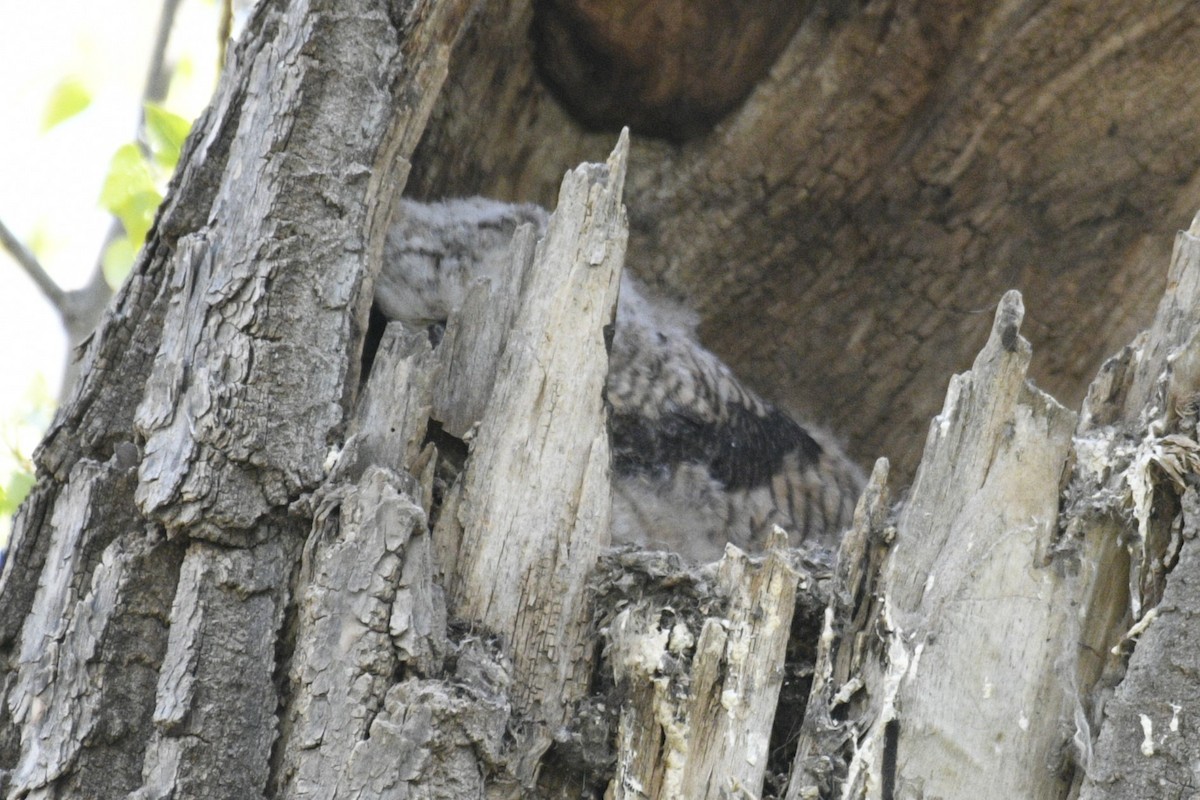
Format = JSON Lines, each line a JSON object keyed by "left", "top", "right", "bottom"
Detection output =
{"left": 2, "top": 1, "right": 1200, "bottom": 799}
{"left": 1, "top": 0, "right": 468, "bottom": 794}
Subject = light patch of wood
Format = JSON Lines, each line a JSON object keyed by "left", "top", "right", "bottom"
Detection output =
{"left": 445, "top": 133, "right": 628, "bottom": 779}
{"left": 608, "top": 538, "right": 801, "bottom": 800}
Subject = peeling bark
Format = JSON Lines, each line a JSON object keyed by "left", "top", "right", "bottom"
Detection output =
{"left": 1, "top": 0, "right": 470, "bottom": 795}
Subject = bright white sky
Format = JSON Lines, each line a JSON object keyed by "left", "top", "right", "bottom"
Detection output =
{"left": 0, "top": 0, "right": 223, "bottom": 532}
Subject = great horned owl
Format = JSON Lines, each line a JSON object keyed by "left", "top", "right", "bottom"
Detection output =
{"left": 376, "top": 197, "right": 864, "bottom": 562}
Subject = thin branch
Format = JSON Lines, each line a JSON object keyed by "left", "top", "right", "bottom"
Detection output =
{"left": 143, "top": 0, "right": 184, "bottom": 106}
{"left": 7, "top": 0, "right": 193, "bottom": 405}
{"left": 218, "top": 0, "right": 233, "bottom": 72}
{"left": 0, "top": 217, "right": 65, "bottom": 310}
{"left": 130, "top": 0, "right": 184, "bottom": 165}
{"left": 50, "top": 0, "right": 182, "bottom": 401}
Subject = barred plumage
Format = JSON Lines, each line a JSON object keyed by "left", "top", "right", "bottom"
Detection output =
{"left": 377, "top": 197, "right": 864, "bottom": 562}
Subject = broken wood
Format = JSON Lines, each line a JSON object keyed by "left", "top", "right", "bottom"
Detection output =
{"left": 789, "top": 212, "right": 1200, "bottom": 799}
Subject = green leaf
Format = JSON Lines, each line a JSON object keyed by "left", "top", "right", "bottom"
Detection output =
{"left": 102, "top": 236, "right": 138, "bottom": 288}
{"left": 99, "top": 144, "right": 157, "bottom": 211}
{"left": 0, "top": 470, "right": 34, "bottom": 518}
{"left": 144, "top": 103, "right": 192, "bottom": 169}
{"left": 99, "top": 144, "right": 163, "bottom": 247}
{"left": 41, "top": 76, "right": 92, "bottom": 132}
{"left": 0, "top": 375, "right": 54, "bottom": 547}
{"left": 121, "top": 190, "right": 164, "bottom": 246}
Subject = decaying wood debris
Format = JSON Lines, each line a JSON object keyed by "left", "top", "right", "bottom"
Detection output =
{"left": 263, "top": 135, "right": 838, "bottom": 797}
{"left": 260, "top": 157, "right": 1200, "bottom": 796}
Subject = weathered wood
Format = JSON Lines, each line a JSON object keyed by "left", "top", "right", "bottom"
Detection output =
{"left": 1074, "top": 486, "right": 1200, "bottom": 799}
{"left": 432, "top": 222, "right": 540, "bottom": 438}
{"left": 444, "top": 133, "right": 627, "bottom": 784}
{"left": 130, "top": 0, "right": 457, "bottom": 537}
{"left": 345, "top": 325, "right": 437, "bottom": 474}
{"left": 271, "top": 131, "right": 647, "bottom": 798}
{"left": 788, "top": 215, "right": 1200, "bottom": 799}
{"left": 341, "top": 138, "right": 837, "bottom": 798}
{"left": 607, "top": 538, "right": 801, "bottom": 799}
{"left": 786, "top": 456, "right": 894, "bottom": 798}
{"left": 788, "top": 292, "right": 1081, "bottom": 799}
{"left": 881, "top": 292, "right": 1078, "bottom": 798}
{"left": 1071, "top": 213, "right": 1200, "bottom": 799}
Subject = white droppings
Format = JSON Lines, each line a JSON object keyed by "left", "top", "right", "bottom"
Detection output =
{"left": 323, "top": 443, "right": 343, "bottom": 473}
{"left": 1112, "top": 608, "right": 1158, "bottom": 654}
{"left": 668, "top": 622, "right": 694, "bottom": 654}
{"left": 1139, "top": 714, "right": 1155, "bottom": 756}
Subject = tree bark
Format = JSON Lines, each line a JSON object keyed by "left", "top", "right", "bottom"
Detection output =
{"left": 2, "top": 1, "right": 1200, "bottom": 799}
{"left": 1, "top": 0, "right": 469, "bottom": 794}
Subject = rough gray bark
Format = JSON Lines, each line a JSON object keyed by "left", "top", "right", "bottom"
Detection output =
{"left": 0, "top": 0, "right": 470, "bottom": 795}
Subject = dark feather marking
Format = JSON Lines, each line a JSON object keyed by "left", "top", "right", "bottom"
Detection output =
{"left": 610, "top": 403, "right": 824, "bottom": 491}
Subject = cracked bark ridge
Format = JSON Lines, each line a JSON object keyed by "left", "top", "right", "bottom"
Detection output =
{"left": 129, "top": 0, "right": 459, "bottom": 539}
{"left": 5, "top": 457, "right": 182, "bottom": 798}
{"left": 0, "top": 0, "right": 474, "bottom": 796}
{"left": 274, "top": 467, "right": 459, "bottom": 798}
